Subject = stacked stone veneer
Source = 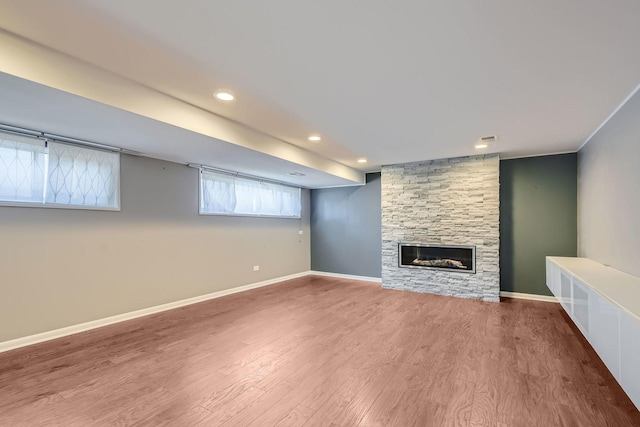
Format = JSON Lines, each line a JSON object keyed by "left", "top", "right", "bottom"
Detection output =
{"left": 381, "top": 155, "right": 500, "bottom": 302}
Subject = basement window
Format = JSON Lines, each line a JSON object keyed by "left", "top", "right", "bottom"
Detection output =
{"left": 199, "top": 169, "right": 301, "bottom": 218}
{"left": 0, "top": 132, "right": 120, "bottom": 210}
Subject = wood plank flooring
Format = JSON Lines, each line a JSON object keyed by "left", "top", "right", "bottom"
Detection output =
{"left": 1, "top": 275, "right": 638, "bottom": 426}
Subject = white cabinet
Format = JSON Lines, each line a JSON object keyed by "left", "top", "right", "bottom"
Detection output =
{"left": 571, "top": 278, "right": 590, "bottom": 336}
{"left": 546, "top": 258, "right": 557, "bottom": 296}
{"left": 621, "top": 311, "right": 640, "bottom": 408}
{"left": 546, "top": 257, "right": 640, "bottom": 411}
{"left": 560, "top": 270, "right": 572, "bottom": 313}
{"left": 588, "top": 294, "right": 621, "bottom": 381}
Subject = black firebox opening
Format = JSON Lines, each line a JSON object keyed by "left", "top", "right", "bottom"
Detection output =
{"left": 399, "top": 244, "right": 476, "bottom": 273}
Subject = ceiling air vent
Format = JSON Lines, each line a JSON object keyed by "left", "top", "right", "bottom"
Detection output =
{"left": 480, "top": 135, "right": 497, "bottom": 143}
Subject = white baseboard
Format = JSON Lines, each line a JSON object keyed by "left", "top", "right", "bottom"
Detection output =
{"left": 500, "top": 291, "right": 559, "bottom": 303}
{"left": 0, "top": 273, "right": 558, "bottom": 353}
{"left": 310, "top": 270, "right": 382, "bottom": 283}
{"left": 309, "top": 274, "right": 558, "bottom": 304}
{"left": 0, "top": 271, "right": 311, "bottom": 354}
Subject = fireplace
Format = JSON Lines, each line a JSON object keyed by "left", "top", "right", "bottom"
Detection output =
{"left": 382, "top": 156, "right": 499, "bottom": 301}
{"left": 398, "top": 243, "right": 476, "bottom": 274}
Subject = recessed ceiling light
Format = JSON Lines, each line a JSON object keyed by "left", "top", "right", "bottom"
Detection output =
{"left": 214, "top": 91, "right": 235, "bottom": 101}
{"left": 475, "top": 135, "right": 497, "bottom": 149}
{"left": 357, "top": 158, "right": 368, "bottom": 163}
{"left": 287, "top": 172, "right": 306, "bottom": 176}
{"left": 308, "top": 134, "right": 321, "bottom": 142}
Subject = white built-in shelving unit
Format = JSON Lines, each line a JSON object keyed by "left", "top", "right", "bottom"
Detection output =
{"left": 546, "top": 257, "right": 640, "bottom": 411}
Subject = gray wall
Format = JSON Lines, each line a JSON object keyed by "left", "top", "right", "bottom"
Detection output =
{"left": 579, "top": 89, "right": 640, "bottom": 277}
{"left": 310, "top": 173, "right": 381, "bottom": 277}
{"left": 0, "top": 155, "right": 310, "bottom": 343}
{"left": 500, "top": 154, "right": 578, "bottom": 296}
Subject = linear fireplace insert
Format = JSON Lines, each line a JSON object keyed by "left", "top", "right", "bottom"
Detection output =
{"left": 398, "top": 243, "right": 476, "bottom": 274}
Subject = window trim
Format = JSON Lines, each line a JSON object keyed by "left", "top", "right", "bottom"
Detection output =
{"left": 197, "top": 168, "right": 302, "bottom": 219}
{"left": 0, "top": 199, "right": 121, "bottom": 212}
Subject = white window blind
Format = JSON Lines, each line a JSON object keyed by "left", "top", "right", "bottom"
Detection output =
{"left": 200, "top": 169, "right": 301, "bottom": 218}
{"left": 0, "top": 132, "right": 120, "bottom": 210}
{"left": 46, "top": 143, "right": 120, "bottom": 208}
{"left": 0, "top": 134, "right": 46, "bottom": 203}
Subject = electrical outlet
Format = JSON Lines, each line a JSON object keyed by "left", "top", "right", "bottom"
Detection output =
{"left": 253, "top": 265, "right": 260, "bottom": 271}
{"left": 299, "top": 230, "right": 304, "bottom": 235}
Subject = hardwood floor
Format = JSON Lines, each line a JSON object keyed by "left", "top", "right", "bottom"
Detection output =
{"left": 1, "top": 275, "right": 638, "bottom": 426}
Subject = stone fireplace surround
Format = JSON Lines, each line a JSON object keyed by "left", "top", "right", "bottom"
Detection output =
{"left": 381, "top": 155, "right": 500, "bottom": 302}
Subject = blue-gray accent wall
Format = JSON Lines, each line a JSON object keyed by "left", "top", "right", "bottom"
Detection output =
{"left": 500, "top": 153, "right": 578, "bottom": 296}
{"left": 310, "top": 173, "right": 382, "bottom": 277}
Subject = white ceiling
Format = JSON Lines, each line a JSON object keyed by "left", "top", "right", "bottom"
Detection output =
{"left": 0, "top": 0, "right": 639, "bottom": 186}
